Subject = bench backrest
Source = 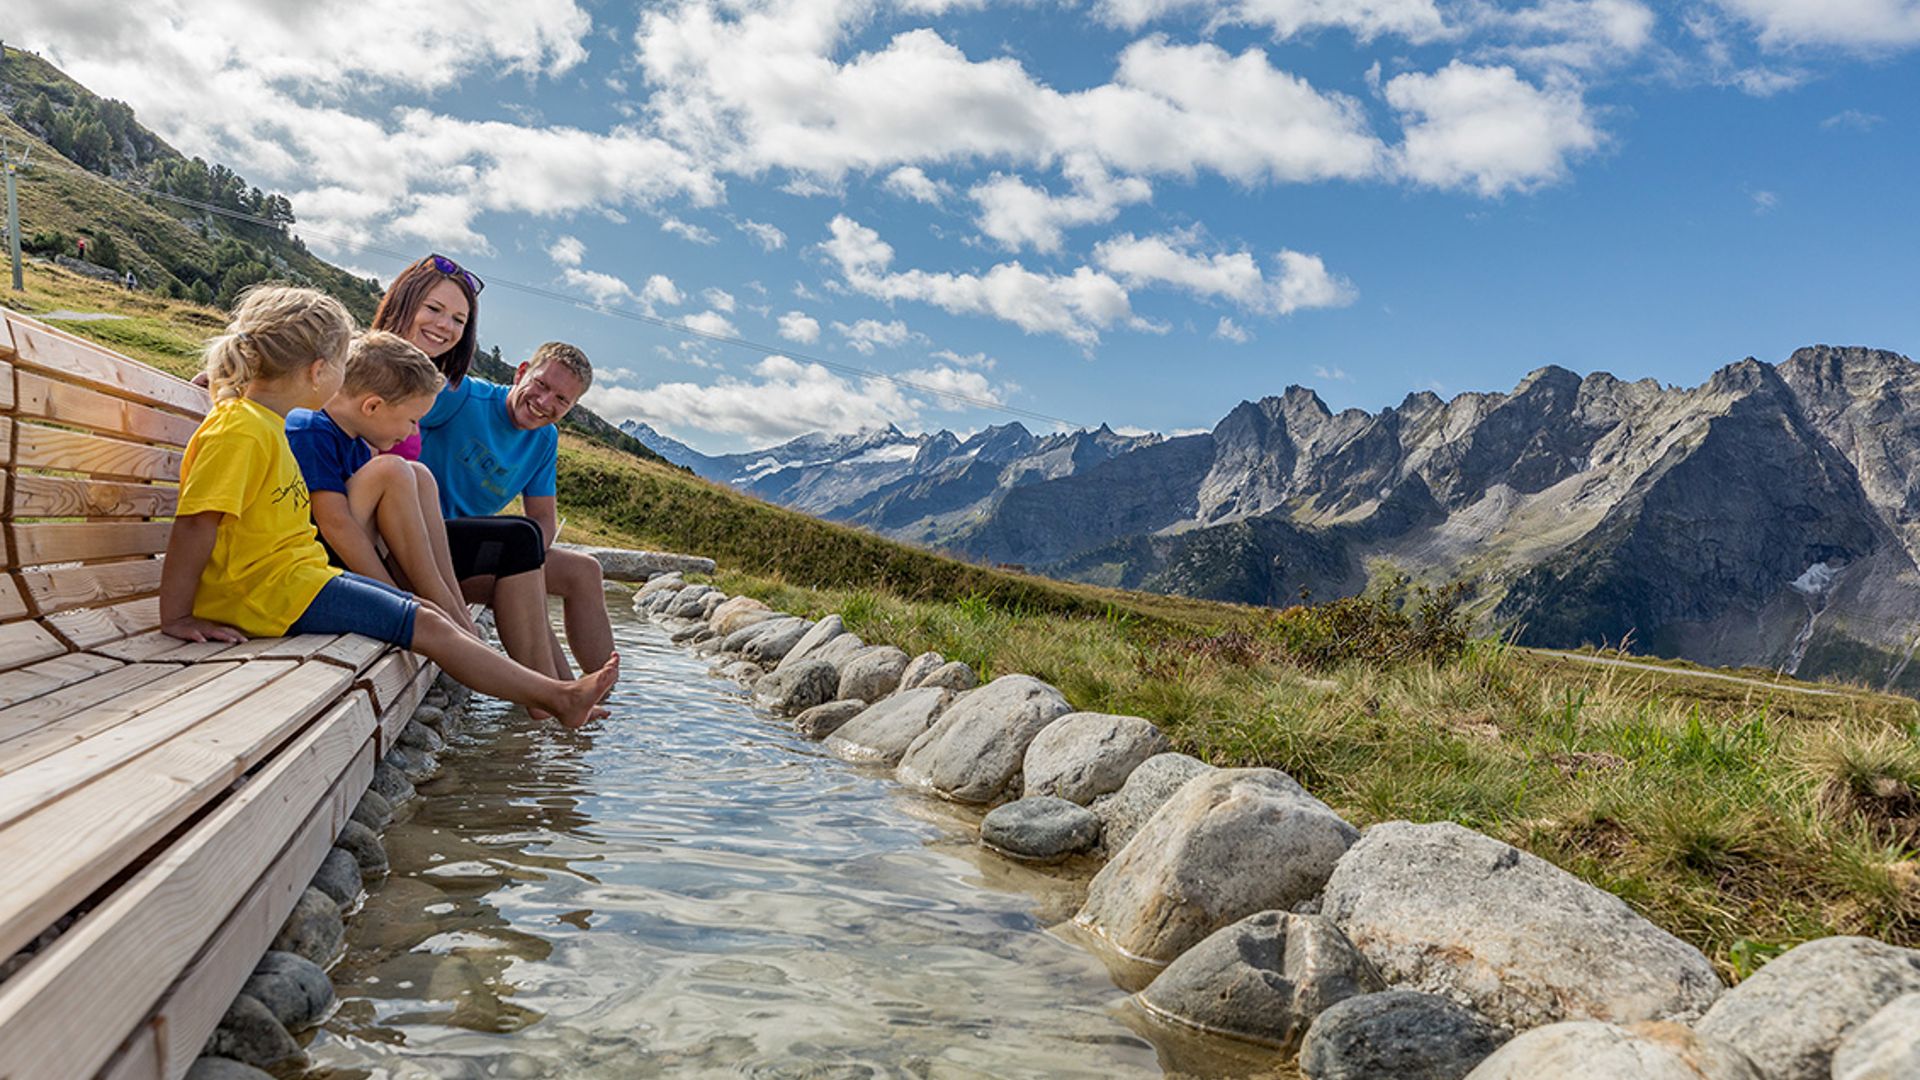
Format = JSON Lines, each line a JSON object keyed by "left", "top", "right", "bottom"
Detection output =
{"left": 0, "top": 309, "right": 207, "bottom": 679}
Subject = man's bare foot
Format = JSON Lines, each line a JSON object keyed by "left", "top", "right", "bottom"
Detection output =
{"left": 552, "top": 653, "right": 620, "bottom": 729}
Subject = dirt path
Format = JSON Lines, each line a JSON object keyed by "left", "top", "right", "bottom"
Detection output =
{"left": 1520, "top": 647, "right": 1847, "bottom": 698}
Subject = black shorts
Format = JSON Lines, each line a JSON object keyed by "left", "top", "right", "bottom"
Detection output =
{"left": 446, "top": 516, "right": 546, "bottom": 580}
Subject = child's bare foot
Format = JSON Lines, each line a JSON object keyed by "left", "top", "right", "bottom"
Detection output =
{"left": 552, "top": 653, "right": 620, "bottom": 729}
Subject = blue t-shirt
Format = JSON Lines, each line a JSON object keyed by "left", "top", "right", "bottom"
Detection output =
{"left": 417, "top": 377, "right": 558, "bottom": 518}
{"left": 285, "top": 407, "right": 373, "bottom": 496}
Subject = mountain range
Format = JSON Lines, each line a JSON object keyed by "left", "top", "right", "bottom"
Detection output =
{"left": 626, "top": 345, "right": 1920, "bottom": 693}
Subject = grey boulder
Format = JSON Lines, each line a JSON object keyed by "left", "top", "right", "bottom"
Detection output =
{"left": 1139, "top": 911, "right": 1383, "bottom": 1050}
{"left": 558, "top": 545, "right": 713, "bottom": 581}
{"left": 201, "top": 994, "right": 300, "bottom": 1069}
{"left": 635, "top": 571, "right": 683, "bottom": 600}
{"left": 743, "top": 618, "right": 815, "bottom": 664}
{"left": 337, "top": 819, "right": 389, "bottom": 877}
{"left": 898, "top": 651, "right": 945, "bottom": 691}
{"left": 896, "top": 675, "right": 1072, "bottom": 803}
{"left": 777, "top": 615, "right": 847, "bottom": 671}
{"left": 187, "top": 1056, "right": 282, "bottom": 1080}
{"left": 826, "top": 687, "right": 954, "bottom": 765}
{"left": 1023, "top": 712, "right": 1170, "bottom": 805}
{"left": 665, "top": 584, "right": 720, "bottom": 618}
{"left": 269, "top": 886, "right": 342, "bottom": 965}
{"left": 1696, "top": 936, "right": 1920, "bottom": 1080}
{"left": 1463, "top": 1021, "right": 1760, "bottom": 1080}
{"left": 917, "top": 660, "right": 979, "bottom": 692}
{"left": 811, "top": 632, "right": 868, "bottom": 667}
{"left": 722, "top": 616, "right": 800, "bottom": 655}
{"left": 753, "top": 658, "right": 840, "bottom": 715}
{"left": 981, "top": 796, "right": 1102, "bottom": 861}
{"left": 709, "top": 596, "right": 773, "bottom": 636}
{"left": 241, "top": 950, "right": 333, "bottom": 1031}
{"left": 369, "top": 760, "right": 414, "bottom": 805}
{"left": 793, "top": 699, "right": 869, "bottom": 740}
{"left": 1834, "top": 991, "right": 1920, "bottom": 1080}
{"left": 838, "top": 646, "right": 910, "bottom": 703}
{"left": 309, "top": 846, "right": 362, "bottom": 907}
{"left": 1300, "top": 990, "right": 1508, "bottom": 1080}
{"left": 717, "top": 659, "right": 765, "bottom": 689}
{"left": 1076, "top": 768, "right": 1357, "bottom": 964}
{"left": 1089, "top": 752, "right": 1215, "bottom": 853}
{"left": 349, "top": 789, "right": 392, "bottom": 831}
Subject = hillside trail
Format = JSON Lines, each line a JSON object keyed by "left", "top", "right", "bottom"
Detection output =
{"left": 1521, "top": 647, "right": 1845, "bottom": 698}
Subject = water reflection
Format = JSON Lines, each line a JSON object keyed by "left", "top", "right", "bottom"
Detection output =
{"left": 306, "top": 606, "right": 1290, "bottom": 1079}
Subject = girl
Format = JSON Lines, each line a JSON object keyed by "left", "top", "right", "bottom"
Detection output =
{"left": 158, "top": 284, "right": 617, "bottom": 728}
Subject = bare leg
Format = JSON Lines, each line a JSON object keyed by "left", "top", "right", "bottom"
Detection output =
{"left": 408, "top": 463, "right": 476, "bottom": 634}
{"left": 544, "top": 546, "right": 615, "bottom": 673}
{"left": 348, "top": 458, "right": 479, "bottom": 638}
{"left": 410, "top": 606, "right": 617, "bottom": 728}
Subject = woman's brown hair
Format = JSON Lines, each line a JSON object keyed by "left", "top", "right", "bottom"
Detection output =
{"left": 370, "top": 255, "right": 480, "bottom": 385}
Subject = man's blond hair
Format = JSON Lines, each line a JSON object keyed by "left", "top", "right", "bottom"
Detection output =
{"left": 345, "top": 330, "right": 445, "bottom": 402}
{"left": 529, "top": 341, "right": 592, "bottom": 392}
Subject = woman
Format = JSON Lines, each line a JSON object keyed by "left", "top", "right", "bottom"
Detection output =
{"left": 370, "top": 254, "right": 482, "bottom": 459}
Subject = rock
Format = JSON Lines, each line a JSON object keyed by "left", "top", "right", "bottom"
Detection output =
{"left": 351, "top": 789, "right": 393, "bottom": 831}
{"left": 411, "top": 704, "right": 451, "bottom": 734}
{"left": 825, "top": 688, "right": 954, "bottom": 765}
{"left": 337, "top": 819, "right": 390, "bottom": 877}
{"left": 670, "top": 619, "right": 709, "bottom": 643}
{"left": 186, "top": 1056, "right": 283, "bottom": 1080}
{"left": 916, "top": 660, "right": 979, "bottom": 692}
{"left": 722, "top": 616, "right": 801, "bottom": 655}
{"left": 743, "top": 618, "right": 816, "bottom": 664}
{"left": 776, "top": 614, "right": 846, "bottom": 671}
{"left": 270, "top": 886, "right": 343, "bottom": 965}
{"left": 837, "top": 646, "right": 910, "bottom": 703}
{"left": 309, "top": 847, "right": 362, "bottom": 907}
{"left": 1139, "top": 911, "right": 1383, "bottom": 1050}
{"left": 639, "top": 586, "right": 681, "bottom": 614}
{"left": 1463, "top": 1021, "right": 1761, "bottom": 1080}
{"left": 896, "top": 675, "right": 1073, "bottom": 803}
{"left": 385, "top": 743, "right": 437, "bottom": 782}
{"left": 370, "top": 760, "right": 415, "bottom": 805}
{"left": 1323, "top": 821, "right": 1723, "bottom": 1031}
{"left": 1300, "top": 990, "right": 1509, "bottom": 1080}
{"left": 898, "top": 651, "right": 945, "bottom": 691}
{"left": 689, "top": 627, "right": 717, "bottom": 645}
{"left": 981, "top": 796, "right": 1102, "bottom": 861}
{"left": 635, "top": 571, "right": 684, "bottom": 599}
{"left": 397, "top": 718, "right": 444, "bottom": 753}
{"left": 556, "top": 545, "right": 715, "bottom": 581}
{"left": 1023, "top": 712, "right": 1171, "bottom": 805}
{"left": 1077, "top": 768, "right": 1358, "bottom": 965}
{"left": 717, "top": 660, "right": 765, "bottom": 688}
{"left": 710, "top": 596, "right": 772, "bottom": 635}
{"left": 241, "top": 951, "right": 333, "bottom": 1031}
{"left": 700, "top": 592, "right": 726, "bottom": 618}
{"left": 1695, "top": 936, "right": 1920, "bottom": 1080}
{"left": 1089, "top": 752, "right": 1216, "bottom": 853}
{"left": 793, "top": 699, "right": 869, "bottom": 740}
{"left": 753, "top": 658, "right": 840, "bottom": 715}
{"left": 1834, "top": 991, "right": 1920, "bottom": 1080}
{"left": 201, "top": 994, "right": 300, "bottom": 1069}
{"left": 665, "top": 584, "right": 720, "bottom": 618}
{"left": 811, "top": 632, "right": 867, "bottom": 667}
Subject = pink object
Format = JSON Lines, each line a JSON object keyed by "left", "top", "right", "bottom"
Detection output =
{"left": 385, "top": 431, "right": 423, "bottom": 460}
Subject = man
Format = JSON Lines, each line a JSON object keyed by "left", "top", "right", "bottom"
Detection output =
{"left": 418, "top": 341, "right": 613, "bottom": 680}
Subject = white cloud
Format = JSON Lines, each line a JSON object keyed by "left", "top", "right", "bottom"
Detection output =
{"left": 1472, "top": 0, "right": 1657, "bottom": 71}
{"left": 779, "top": 310, "right": 823, "bottom": 342}
{"left": 897, "top": 364, "right": 1009, "bottom": 409}
{"left": 641, "top": 274, "right": 686, "bottom": 311}
{"left": 1313, "top": 364, "right": 1352, "bottom": 381}
{"left": 824, "top": 215, "right": 1134, "bottom": 346}
{"left": 682, "top": 310, "right": 742, "bottom": 337}
{"left": 1714, "top": 0, "right": 1920, "bottom": 50}
{"left": 702, "top": 287, "right": 738, "bottom": 312}
{"left": 596, "top": 355, "right": 919, "bottom": 442}
{"left": 971, "top": 157, "right": 1152, "bottom": 253}
{"left": 832, "top": 318, "right": 922, "bottom": 353}
{"left": 561, "top": 267, "right": 637, "bottom": 304}
{"left": 737, "top": 218, "right": 788, "bottom": 250}
{"left": 1385, "top": 61, "right": 1600, "bottom": 195}
{"left": 1214, "top": 316, "right": 1252, "bottom": 343}
{"left": 1092, "top": 0, "right": 1449, "bottom": 42}
{"left": 933, "top": 349, "right": 996, "bottom": 370}
{"left": 662, "top": 215, "right": 720, "bottom": 244}
{"left": 884, "top": 166, "right": 951, "bottom": 204}
{"left": 1752, "top": 189, "right": 1779, "bottom": 213}
{"left": 1822, "top": 108, "right": 1884, "bottom": 131}
{"left": 549, "top": 234, "right": 586, "bottom": 266}
{"left": 1094, "top": 231, "right": 1357, "bottom": 314}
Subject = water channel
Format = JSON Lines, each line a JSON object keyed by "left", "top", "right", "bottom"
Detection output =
{"left": 306, "top": 607, "right": 1288, "bottom": 1079}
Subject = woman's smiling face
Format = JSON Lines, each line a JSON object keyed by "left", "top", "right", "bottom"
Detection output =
{"left": 406, "top": 278, "right": 470, "bottom": 360}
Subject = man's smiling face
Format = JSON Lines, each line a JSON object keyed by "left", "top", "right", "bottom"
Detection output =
{"left": 506, "top": 359, "right": 585, "bottom": 430}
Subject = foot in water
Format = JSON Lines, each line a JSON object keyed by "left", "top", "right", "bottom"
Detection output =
{"left": 553, "top": 653, "right": 621, "bottom": 729}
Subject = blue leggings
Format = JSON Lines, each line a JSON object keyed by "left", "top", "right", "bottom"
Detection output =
{"left": 288, "top": 571, "right": 420, "bottom": 647}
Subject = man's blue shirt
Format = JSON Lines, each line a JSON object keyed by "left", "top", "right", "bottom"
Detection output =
{"left": 285, "top": 407, "right": 372, "bottom": 496}
{"left": 418, "top": 377, "right": 558, "bottom": 518}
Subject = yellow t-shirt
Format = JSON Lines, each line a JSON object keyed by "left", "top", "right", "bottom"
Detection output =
{"left": 177, "top": 397, "right": 341, "bottom": 636}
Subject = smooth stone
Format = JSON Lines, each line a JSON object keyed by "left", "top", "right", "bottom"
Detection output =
{"left": 309, "top": 847, "right": 362, "bottom": 907}
{"left": 350, "top": 789, "right": 393, "bottom": 831}
{"left": 898, "top": 651, "right": 945, "bottom": 691}
{"left": 635, "top": 571, "right": 684, "bottom": 599}
{"left": 793, "top": 699, "right": 869, "bottom": 740}
{"left": 776, "top": 614, "right": 846, "bottom": 671}
{"left": 270, "top": 886, "right": 342, "bottom": 966}
{"left": 980, "top": 796, "right": 1101, "bottom": 861}
{"left": 557, "top": 545, "right": 715, "bottom": 581}
{"left": 370, "top": 760, "right": 414, "bottom": 805}
{"left": 638, "top": 586, "right": 681, "bottom": 614}
{"left": 896, "top": 675, "right": 1073, "bottom": 804}
{"left": 1077, "top": 768, "right": 1358, "bottom": 965}
{"left": 1300, "top": 990, "right": 1509, "bottom": 1080}
{"left": 811, "top": 632, "right": 867, "bottom": 667}
{"left": 411, "top": 704, "right": 450, "bottom": 733}
{"left": 1140, "top": 911, "right": 1383, "bottom": 1050}
{"left": 1463, "top": 1021, "right": 1761, "bottom": 1080}
{"left": 709, "top": 596, "right": 772, "bottom": 635}
{"left": 665, "top": 584, "right": 720, "bottom": 619}
{"left": 744, "top": 617, "right": 815, "bottom": 664}
{"left": 753, "top": 658, "right": 840, "bottom": 715}
{"left": 700, "top": 591, "right": 726, "bottom": 618}
{"left": 1324, "top": 821, "right": 1723, "bottom": 1031}
{"left": 384, "top": 743, "right": 437, "bottom": 782}
{"left": 837, "top": 646, "right": 911, "bottom": 703}
{"left": 1834, "top": 991, "right": 1920, "bottom": 1080}
{"left": 1089, "top": 751, "right": 1216, "bottom": 853}
{"left": 722, "top": 616, "right": 801, "bottom": 654}
{"left": 397, "top": 718, "right": 444, "bottom": 753}
{"left": 241, "top": 951, "right": 333, "bottom": 1031}
{"left": 916, "top": 660, "right": 979, "bottom": 692}
{"left": 689, "top": 627, "right": 717, "bottom": 645}
{"left": 1023, "top": 711, "right": 1171, "bottom": 805}
{"left": 825, "top": 687, "right": 954, "bottom": 765}
{"left": 717, "top": 659, "right": 765, "bottom": 688}
{"left": 186, "top": 1056, "right": 282, "bottom": 1080}
{"left": 670, "top": 620, "right": 710, "bottom": 643}
{"left": 1696, "top": 936, "right": 1920, "bottom": 1080}
{"left": 201, "top": 994, "right": 300, "bottom": 1069}
{"left": 337, "top": 819, "right": 390, "bottom": 877}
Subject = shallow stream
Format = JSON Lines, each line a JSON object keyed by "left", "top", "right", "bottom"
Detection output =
{"left": 306, "top": 607, "right": 1287, "bottom": 1079}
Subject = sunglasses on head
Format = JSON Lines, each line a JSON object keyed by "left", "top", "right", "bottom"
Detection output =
{"left": 429, "top": 254, "right": 485, "bottom": 296}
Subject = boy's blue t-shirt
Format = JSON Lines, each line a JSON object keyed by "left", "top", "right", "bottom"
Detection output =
{"left": 285, "top": 407, "right": 372, "bottom": 495}
{"left": 417, "top": 377, "right": 558, "bottom": 519}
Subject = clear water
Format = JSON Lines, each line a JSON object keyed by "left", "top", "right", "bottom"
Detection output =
{"left": 306, "top": 607, "right": 1288, "bottom": 1079}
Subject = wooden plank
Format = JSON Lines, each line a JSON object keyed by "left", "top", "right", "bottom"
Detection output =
{"left": 5, "top": 316, "right": 208, "bottom": 418}
{"left": 0, "top": 653, "right": 122, "bottom": 709}
{"left": 358, "top": 650, "right": 420, "bottom": 716}
{"left": 376, "top": 658, "right": 436, "bottom": 751}
{"left": 12, "top": 372, "right": 201, "bottom": 448}
{"left": 0, "top": 661, "right": 188, "bottom": 749}
{"left": 257, "top": 634, "right": 341, "bottom": 661}
{"left": 0, "top": 663, "right": 237, "bottom": 775}
{"left": 44, "top": 596, "right": 160, "bottom": 650}
{"left": 0, "top": 689, "right": 375, "bottom": 1080}
{"left": 14, "top": 423, "right": 183, "bottom": 483}
{"left": 0, "top": 359, "right": 14, "bottom": 410}
{"left": 96, "top": 1026, "right": 160, "bottom": 1080}
{"left": 89, "top": 630, "right": 184, "bottom": 664}
{"left": 9, "top": 474, "right": 178, "bottom": 520}
{"left": 17, "top": 559, "right": 163, "bottom": 617}
{"left": 0, "top": 660, "right": 297, "bottom": 831}
{"left": 9, "top": 522, "right": 172, "bottom": 567}
{"left": 312, "top": 633, "right": 388, "bottom": 673}
{"left": 0, "top": 315, "right": 16, "bottom": 360}
{"left": 0, "top": 576, "right": 27, "bottom": 623}
{"left": 0, "top": 621, "right": 67, "bottom": 673}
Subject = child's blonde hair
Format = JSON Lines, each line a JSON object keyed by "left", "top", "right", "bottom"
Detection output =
{"left": 203, "top": 285, "right": 354, "bottom": 402}
{"left": 345, "top": 330, "right": 446, "bottom": 402}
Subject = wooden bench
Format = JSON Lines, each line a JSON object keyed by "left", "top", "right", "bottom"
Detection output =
{"left": 0, "top": 307, "right": 436, "bottom": 1079}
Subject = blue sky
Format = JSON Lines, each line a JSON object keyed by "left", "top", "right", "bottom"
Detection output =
{"left": 13, "top": 0, "right": 1920, "bottom": 452}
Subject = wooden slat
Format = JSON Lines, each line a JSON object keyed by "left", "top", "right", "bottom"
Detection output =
{"left": 14, "top": 423, "right": 183, "bottom": 483}
{"left": 97, "top": 1027, "right": 161, "bottom": 1080}
{"left": 0, "top": 653, "right": 122, "bottom": 709}
{"left": 313, "top": 633, "right": 388, "bottom": 673}
{"left": 376, "top": 658, "right": 436, "bottom": 750}
{"left": 358, "top": 650, "right": 421, "bottom": 717}
{"left": 12, "top": 371, "right": 201, "bottom": 448}
{"left": 88, "top": 630, "right": 185, "bottom": 664}
{"left": 17, "top": 559, "right": 163, "bottom": 618}
{"left": 5, "top": 315, "right": 208, "bottom": 417}
{"left": 9, "top": 474, "right": 178, "bottom": 520}
{"left": 9, "top": 522, "right": 172, "bottom": 567}
{"left": 0, "top": 663, "right": 238, "bottom": 774}
{"left": 0, "top": 621, "right": 67, "bottom": 673}
{"left": 0, "top": 689, "right": 376, "bottom": 1080}
{"left": 0, "top": 577, "right": 27, "bottom": 623}
{"left": 257, "top": 634, "right": 342, "bottom": 661}
{"left": 0, "top": 661, "right": 189, "bottom": 748}
{"left": 44, "top": 596, "right": 160, "bottom": 650}
{"left": 0, "top": 316, "right": 16, "bottom": 360}
{"left": 0, "top": 359, "right": 14, "bottom": 409}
